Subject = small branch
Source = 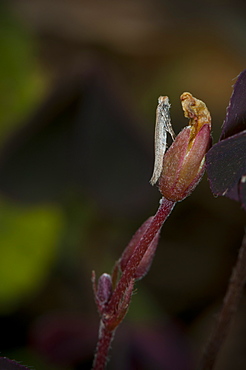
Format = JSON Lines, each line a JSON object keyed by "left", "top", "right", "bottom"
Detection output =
{"left": 199, "top": 231, "right": 246, "bottom": 370}
{"left": 92, "top": 321, "right": 115, "bottom": 370}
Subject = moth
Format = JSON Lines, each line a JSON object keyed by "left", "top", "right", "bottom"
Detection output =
{"left": 150, "top": 96, "right": 175, "bottom": 185}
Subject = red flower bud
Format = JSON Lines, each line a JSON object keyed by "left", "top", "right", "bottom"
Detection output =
{"left": 119, "top": 217, "right": 153, "bottom": 272}
{"left": 119, "top": 216, "right": 160, "bottom": 281}
{"left": 92, "top": 271, "right": 113, "bottom": 314}
{"left": 158, "top": 92, "right": 211, "bottom": 201}
{"left": 96, "top": 273, "right": 112, "bottom": 306}
{"left": 134, "top": 228, "right": 160, "bottom": 280}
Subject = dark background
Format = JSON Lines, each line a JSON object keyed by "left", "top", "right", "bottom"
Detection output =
{"left": 0, "top": 1, "right": 245, "bottom": 369}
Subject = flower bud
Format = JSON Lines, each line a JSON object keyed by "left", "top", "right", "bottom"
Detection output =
{"left": 120, "top": 217, "right": 153, "bottom": 272}
{"left": 158, "top": 92, "right": 211, "bottom": 201}
{"left": 134, "top": 229, "right": 160, "bottom": 280}
{"left": 96, "top": 273, "right": 112, "bottom": 306}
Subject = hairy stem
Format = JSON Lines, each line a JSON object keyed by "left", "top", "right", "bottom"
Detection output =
{"left": 199, "top": 232, "right": 246, "bottom": 370}
{"left": 92, "top": 321, "right": 115, "bottom": 370}
{"left": 92, "top": 197, "right": 175, "bottom": 370}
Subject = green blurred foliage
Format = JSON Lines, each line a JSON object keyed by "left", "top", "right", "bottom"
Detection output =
{"left": 0, "top": 199, "right": 64, "bottom": 313}
{"left": 0, "top": 4, "right": 64, "bottom": 315}
{"left": 0, "top": 3, "right": 45, "bottom": 144}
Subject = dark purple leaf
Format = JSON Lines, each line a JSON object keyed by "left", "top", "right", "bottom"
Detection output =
{"left": 206, "top": 68, "right": 246, "bottom": 209}
{"left": 220, "top": 69, "right": 246, "bottom": 140}
{"left": 225, "top": 184, "right": 241, "bottom": 203}
{"left": 206, "top": 131, "right": 246, "bottom": 197}
{"left": 239, "top": 177, "right": 246, "bottom": 211}
{"left": 0, "top": 357, "right": 31, "bottom": 370}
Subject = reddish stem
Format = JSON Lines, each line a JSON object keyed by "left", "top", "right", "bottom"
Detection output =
{"left": 199, "top": 232, "right": 246, "bottom": 370}
{"left": 107, "top": 197, "right": 175, "bottom": 318}
{"left": 92, "top": 321, "right": 115, "bottom": 370}
{"left": 92, "top": 197, "right": 175, "bottom": 370}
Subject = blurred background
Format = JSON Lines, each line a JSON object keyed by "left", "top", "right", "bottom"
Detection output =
{"left": 0, "top": 0, "right": 246, "bottom": 369}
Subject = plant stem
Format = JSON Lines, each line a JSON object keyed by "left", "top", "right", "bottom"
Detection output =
{"left": 199, "top": 232, "right": 246, "bottom": 370}
{"left": 107, "top": 197, "right": 175, "bottom": 315}
{"left": 92, "top": 197, "right": 175, "bottom": 370}
{"left": 92, "top": 321, "right": 115, "bottom": 370}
